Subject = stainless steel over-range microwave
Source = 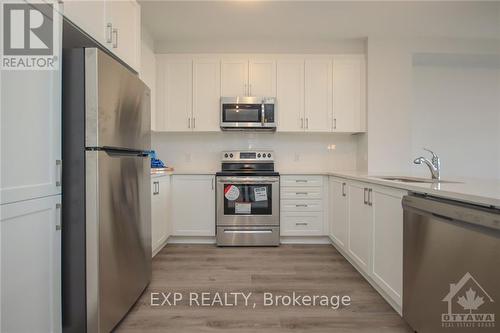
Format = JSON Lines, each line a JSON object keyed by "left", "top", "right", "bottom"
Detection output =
{"left": 220, "top": 97, "right": 276, "bottom": 130}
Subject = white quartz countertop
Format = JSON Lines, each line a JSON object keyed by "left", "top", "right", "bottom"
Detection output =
{"left": 327, "top": 171, "right": 500, "bottom": 208}
{"left": 155, "top": 169, "right": 500, "bottom": 208}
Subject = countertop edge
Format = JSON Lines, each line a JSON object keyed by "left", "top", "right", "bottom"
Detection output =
{"left": 151, "top": 170, "right": 500, "bottom": 208}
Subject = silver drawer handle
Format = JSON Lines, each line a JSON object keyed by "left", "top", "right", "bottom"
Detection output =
{"left": 56, "top": 160, "right": 62, "bottom": 186}
{"left": 295, "top": 180, "right": 308, "bottom": 183}
{"left": 295, "top": 192, "right": 308, "bottom": 195}
{"left": 223, "top": 230, "right": 273, "bottom": 234}
{"left": 295, "top": 222, "right": 308, "bottom": 226}
{"left": 295, "top": 204, "right": 308, "bottom": 208}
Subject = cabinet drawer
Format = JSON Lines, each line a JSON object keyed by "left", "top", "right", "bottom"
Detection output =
{"left": 281, "top": 212, "right": 323, "bottom": 236}
{"left": 281, "top": 187, "right": 322, "bottom": 200}
{"left": 281, "top": 199, "right": 322, "bottom": 212}
{"left": 281, "top": 175, "right": 323, "bottom": 187}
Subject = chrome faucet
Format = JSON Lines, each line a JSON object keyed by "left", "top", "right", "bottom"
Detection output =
{"left": 413, "top": 148, "right": 441, "bottom": 180}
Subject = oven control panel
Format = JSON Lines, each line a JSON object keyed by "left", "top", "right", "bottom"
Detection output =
{"left": 222, "top": 150, "right": 274, "bottom": 162}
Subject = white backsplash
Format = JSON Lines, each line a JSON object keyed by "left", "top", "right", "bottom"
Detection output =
{"left": 152, "top": 132, "right": 360, "bottom": 173}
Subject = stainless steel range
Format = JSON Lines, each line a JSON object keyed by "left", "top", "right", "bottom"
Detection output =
{"left": 216, "top": 150, "right": 280, "bottom": 246}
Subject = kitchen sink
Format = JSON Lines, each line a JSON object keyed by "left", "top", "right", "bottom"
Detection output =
{"left": 373, "top": 176, "right": 459, "bottom": 184}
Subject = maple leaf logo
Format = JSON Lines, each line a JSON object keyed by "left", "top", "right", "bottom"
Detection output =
{"left": 457, "top": 288, "right": 485, "bottom": 313}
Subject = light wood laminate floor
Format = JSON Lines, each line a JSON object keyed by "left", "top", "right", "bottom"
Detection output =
{"left": 115, "top": 244, "right": 412, "bottom": 333}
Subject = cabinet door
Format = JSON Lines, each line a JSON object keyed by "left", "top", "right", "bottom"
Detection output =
{"left": 329, "top": 177, "right": 348, "bottom": 250}
{"left": 347, "top": 182, "right": 372, "bottom": 273}
{"left": 193, "top": 58, "right": 221, "bottom": 132}
{"left": 371, "top": 186, "right": 405, "bottom": 307}
{"left": 151, "top": 176, "right": 169, "bottom": 255}
{"left": 304, "top": 58, "right": 333, "bottom": 132}
{"left": 249, "top": 59, "right": 276, "bottom": 97}
{"left": 161, "top": 56, "right": 193, "bottom": 131}
{"left": 221, "top": 59, "right": 248, "bottom": 97}
{"left": 63, "top": 1, "right": 106, "bottom": 45}
{"left": 171, "top": 175, "right": 215, "bottom": 236}
{"left": 333, "top": 55, "right": 366, "bottom": 133}
{"left": 1, "top": 195, "right": 61, "bottom": 333}
{"left": 1, "top": 67, "right": 61, "bottom": 204}
{"left": 276, "top": 59, "right": 305, "bottom": 132}
{"left": 104, "top": 0, "right": 141, "bottom": 71}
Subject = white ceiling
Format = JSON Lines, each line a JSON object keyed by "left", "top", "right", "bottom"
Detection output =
{"left": 140, "top": 1, "right": 500, "bottom": 52}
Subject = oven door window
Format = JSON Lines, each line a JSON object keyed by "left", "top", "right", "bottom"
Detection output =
{"left": 223, "top": 183, "right": 272, "bottom": 215}
{"left": 222, "top": 104, "right": 262, "bottom": 123}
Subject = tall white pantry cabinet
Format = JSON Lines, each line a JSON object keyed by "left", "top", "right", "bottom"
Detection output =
{"left": 0, "top": 68, "right": 62, "bottom": 331}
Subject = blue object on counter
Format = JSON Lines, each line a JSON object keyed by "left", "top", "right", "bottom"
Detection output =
{"left": 148, "top": 150, "right": 166, "bottom": 168}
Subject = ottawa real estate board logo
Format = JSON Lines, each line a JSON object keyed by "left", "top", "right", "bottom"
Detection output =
{"left": 1, "top": 0, "right": 60, "bottom": 70}
{"left": 441, "top": 272, "right": 495, "bottom": 329}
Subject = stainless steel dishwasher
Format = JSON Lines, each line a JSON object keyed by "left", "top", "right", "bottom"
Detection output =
{"left": 403, "top": 194, "right": 500, "bottom": 333}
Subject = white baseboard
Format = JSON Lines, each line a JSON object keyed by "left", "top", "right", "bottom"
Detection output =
{"left": 165, "top": 235, "right": 332, "bottom": 245}
{"left": 167, "top": 236, "right": 216, "bottom": 244}
{"left": 152, "top": 237, "right": 169, "bottom": 257}
{"left": 280, "top": 236, "right": 332, "bottom": 244}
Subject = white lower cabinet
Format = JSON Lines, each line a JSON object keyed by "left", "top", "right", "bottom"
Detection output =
{"left": 328, "top": 177, "right": 348, "bottom": 249}
{"left": 151, "top": 175, "right": 171, "bottom": 256}
{"left": 280, "top": 175, "right": 327, "bottom": 236}
{"left": 371, "top": 186, "right": 405, "bottom": 308}
{"left": 171, "top": 175, "right": 215, "bottom": 236}
{"left": 0, "top": 195, "right": 61, "bottom": 333}
{"left": 347, "top": 182, "right": 373, "bottom": 273}
{"left": 329, "top": 176, "right": 406, "bottom": 311}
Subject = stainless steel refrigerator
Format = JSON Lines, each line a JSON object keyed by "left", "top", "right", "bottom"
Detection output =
{"left": 62, "top": 46, "right": 151, "bottom": 333}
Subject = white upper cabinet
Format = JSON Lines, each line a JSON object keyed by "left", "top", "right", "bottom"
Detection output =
{"left": 153, "top": 53, "right": 366, "bottom": 133}
{"left": 63, "top": 1, "right": 106, "bottom": 45}
{"left": 333, "top": 55, "right": 366, "bottom": 133}
{"left": 160, "top": 56, "right": 193, "bottom": 131}
{"left": 221, "top": 58, "right": 248, "bottom": 97}
{"left": 249, "top": 59, "right": 276, "bottom": 97}
{"left": 1, "top": 66, "right": 61, "bottom": 204}
{"left": 221, "top": 58, "right": 276, "bottom": 97}
{"left": 276, "top": 58, "right": 305, "bottom": 132}
{"left": 305, "top": 57, "right": 333, "bottom": 132}
{"left": 63, "top": 0, "right": 141, "bottom": 72}
{"left": 193, "top": 57, "right": 221, "bottom": 131}
{"left": 104, "top": 0, "right": 141, "bottom": 71}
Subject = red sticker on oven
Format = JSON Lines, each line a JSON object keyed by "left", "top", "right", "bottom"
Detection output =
{"left": 224, "top": 185, "right": 240, "bottom": 201}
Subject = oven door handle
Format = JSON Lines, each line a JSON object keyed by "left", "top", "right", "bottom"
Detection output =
{"left": 217, "top": 176, "right": 279, "bottom": 183}
{"left": 223, "top": 229, "right": 273, "bottom": 234}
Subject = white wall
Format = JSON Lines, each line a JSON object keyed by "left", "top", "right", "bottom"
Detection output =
{"left": 367, "top": 38, "right": 413, "bottom": 175}
{"left": 411, "top": 54, "right": 500, "bottom": 180}
{"left": 152, "top": 132, "right": 359, "bottom": 173}
{"left": 366, "top": 37, "right": 500, "bottom": 179}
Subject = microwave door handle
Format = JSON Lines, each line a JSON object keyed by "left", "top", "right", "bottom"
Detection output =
{"left": 261, "top": 101, "right": 265, "bottom": 127}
